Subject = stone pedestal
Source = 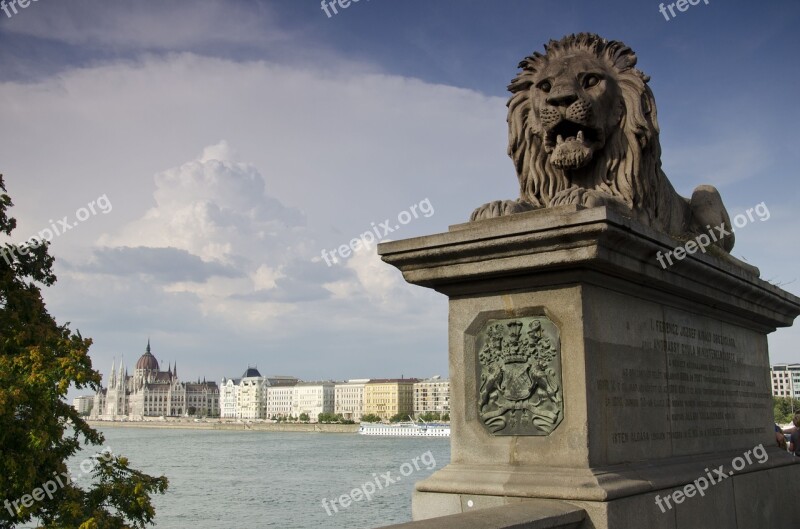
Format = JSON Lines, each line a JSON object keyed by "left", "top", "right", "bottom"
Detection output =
{"left": 378, "top": 205, "right": 800, "bottom": 529}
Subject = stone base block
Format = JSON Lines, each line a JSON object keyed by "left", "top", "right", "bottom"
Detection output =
{"left": 412, "top": 462, "right": 800, "bottom": 528}
{"left": 380, "top": 206, "right": 800, "bottom": 529}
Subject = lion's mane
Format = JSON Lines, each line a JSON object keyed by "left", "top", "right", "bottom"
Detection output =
{"left": 507, "top": 33, "right": 665, "bottom": 225}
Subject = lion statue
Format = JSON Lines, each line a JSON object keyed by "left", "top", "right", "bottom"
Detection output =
{"left": 471, "top": 33, "right": 735, "bottom": 253}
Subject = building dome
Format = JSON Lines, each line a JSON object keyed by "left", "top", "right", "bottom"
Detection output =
{"left": 242, "top": 367, "right": 261, "bottom": 378}
{"left": 136, "top": 340, "right": 160, "bottom": 371}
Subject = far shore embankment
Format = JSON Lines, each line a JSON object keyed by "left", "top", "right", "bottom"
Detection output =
{"left": 87, "top": 420, "right": 360, "bottom": 433}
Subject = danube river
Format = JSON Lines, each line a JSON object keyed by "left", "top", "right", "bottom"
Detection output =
{"left": 80, "top": 427, "right": 450, "bottom": 528}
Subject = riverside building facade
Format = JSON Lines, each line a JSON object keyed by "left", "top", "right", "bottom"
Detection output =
{"left": 293, "top": 381, "right": 335, "bottom": 418}
{"left": 92, "top": 347, "right": 444, "bottom": 423}
{"left": 236, "top": 367, "right": 268, "bottom": 419}
{"left": 72, "top": 395, "right": 94, "bottom": 416}
{"left": 220, "top": 370, "right": 299, "bottom": 419}
{"left": 335, "top": 379, "right": 370, "bottom": 421}
{"left": 771, "top": 363, "right": 800, "bottom": 398}
{"left": 413, "top": 376, "right": 450, "bottom": 418}
{"left": 364, "top": 378, "right": 417, "bottom": 420}
{"left": 219, "top": 377, "right": 239, "bottom": 418}
{"left": 91, "top": 341, "right": 219, "bottom": 419}
{"left": 266, "top": 384, "right": 296, "bottom": 418}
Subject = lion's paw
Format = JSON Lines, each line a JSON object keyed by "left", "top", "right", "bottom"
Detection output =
{"left": 470, "top": 200, "right": 535, "bottom": 221}
{"left": 551, "top": 187, "right": 629, "bottom": 211}
{"left": 690, "top": 185, "right": 735, "bottom": 252}
{"left": 550, "top": 186, "right": 586, "bottom": 207}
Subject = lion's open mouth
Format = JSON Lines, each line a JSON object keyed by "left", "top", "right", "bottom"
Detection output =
{"left": 543, "top": 120, "right": 604, "bottom": 169}
{"left": 544, "top": 121, "right": 602, "bottom": 151}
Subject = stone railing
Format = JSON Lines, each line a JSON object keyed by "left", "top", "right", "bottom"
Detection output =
{"left": 378, "top": 500, "right": 586, "bottom": 529}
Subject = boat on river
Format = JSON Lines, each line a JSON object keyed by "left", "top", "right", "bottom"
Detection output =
{"left": 358, "top": 421, "right": 450, "bottom": 437}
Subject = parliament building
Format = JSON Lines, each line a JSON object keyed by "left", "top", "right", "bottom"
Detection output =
{"left": 91, "top": 340, "right": 219, "bottom": 419}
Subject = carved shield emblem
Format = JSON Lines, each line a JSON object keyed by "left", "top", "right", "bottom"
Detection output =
{"left": 476, "top": 316, "right": 563, "bottom": 436}
{"left": 501, "top": 363, "right": 533, "bottom": 401}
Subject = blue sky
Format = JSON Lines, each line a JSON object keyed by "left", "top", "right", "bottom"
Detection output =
{"left": 0, "top": 0, "right": 798, "bottom": 394}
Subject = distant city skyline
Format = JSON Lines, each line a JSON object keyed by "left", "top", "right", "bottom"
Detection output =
{"left": 88, "top": 339, "right": 438, "bottom": 391}
{"left": 86, "top": 344, "right": 450, "bottom": 422}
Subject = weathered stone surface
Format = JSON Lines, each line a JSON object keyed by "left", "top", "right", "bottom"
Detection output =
{"left": 384, "top": 499, "right": 585, "bottom": 529}
{"left": 406, "top": 464, "right": 800, "bottom": 529}
{"left": 470, "top": 33, "right": 735, "bottom": 256}
{"left": 378, "top": 206, "right": 800, "bottom": 528}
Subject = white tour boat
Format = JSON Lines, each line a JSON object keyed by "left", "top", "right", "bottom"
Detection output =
{"left": 358, "top": 421, "right": 450, "bottom": 437}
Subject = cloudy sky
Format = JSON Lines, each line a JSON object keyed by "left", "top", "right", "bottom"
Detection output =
{"left": 0, "top": 0, "right": 797, "bottom": 395}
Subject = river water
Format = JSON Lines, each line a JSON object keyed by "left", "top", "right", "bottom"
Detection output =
{"left": 78, "top": 427, "right": 451, "bottom": 529}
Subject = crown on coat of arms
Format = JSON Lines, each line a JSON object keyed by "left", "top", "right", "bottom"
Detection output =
{"left": 502, "top": 321, "right": 529, "bottom": 363}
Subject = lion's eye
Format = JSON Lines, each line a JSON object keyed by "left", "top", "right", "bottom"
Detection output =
{"left": 538, "top": 81, "right": 552, "bottom": 93}
{"left": 583, "top": 74, "right": 601, "bottom": 88}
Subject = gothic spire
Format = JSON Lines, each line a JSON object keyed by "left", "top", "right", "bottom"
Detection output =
{"left": 146, "top": 338, "right": 151, "bottom": 354}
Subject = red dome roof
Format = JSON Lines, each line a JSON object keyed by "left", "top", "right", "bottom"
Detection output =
{"left": 136, "top": 340, "right": 159, "bottom": 371}
{"left": 136, "top": 352, "right": 159, "bottom": 371}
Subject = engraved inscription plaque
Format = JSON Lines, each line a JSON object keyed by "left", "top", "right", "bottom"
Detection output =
{"left": 476, "top": 316, "right": 563, "bottom": 435}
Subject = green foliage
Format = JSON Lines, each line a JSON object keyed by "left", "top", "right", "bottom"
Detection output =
{"left": 773, "top": 396, "right": 800, "bottom": 424}
{"left": 0, "top": 176, "right": 168, "bottom": 528}
{"left": 441, "top": 413, "right": 450, "bottom": 421}
{"left": 298, "top": 413, "right": 310, "bottom": 422}
{"left": 417, "top": 412, "right": 442, "bottom": 422}
{"left": 317, "top": 412, "right": 351, "bottom": 424}
{"left": 360, "top": 414, "right": 382, "bottom": 423}
{"left": 388, "top": 413, "right": 406, "bottom": 423}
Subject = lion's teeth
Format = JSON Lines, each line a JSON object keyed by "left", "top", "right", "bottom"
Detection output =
{"left": 557, "top": 135, "right": 564, "bottom": 144}
{"left": 577, "top": 130, "right": 584, "bottom": 142}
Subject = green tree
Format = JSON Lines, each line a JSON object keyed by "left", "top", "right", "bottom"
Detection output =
{"left": 389, "top": 413, "right": 406, "bottom": 423}
{"left": 317, "top": 412, "right": 346, "bottom": 423}
{"left": 774, "top": 397, "right": 800, "bottom": 424}
{"left": 299, "top": 412, "right": 310, "bottom": 422}
{"left": 361, "top": 414, "right": 382, "bottom": 423}
{"left": 0, "top": 176, "right": 168, "bottom": 528}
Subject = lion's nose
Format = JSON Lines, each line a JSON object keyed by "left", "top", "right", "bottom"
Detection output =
{"left": 546, "top": 91, "right": 578, "bottom": 107}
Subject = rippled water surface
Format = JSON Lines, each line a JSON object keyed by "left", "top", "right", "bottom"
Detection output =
{"left": 88, "top": 427, "right": 450, "bottom": 529}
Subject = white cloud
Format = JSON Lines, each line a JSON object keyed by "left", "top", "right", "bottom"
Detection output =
{"left": 98, "top": 140, "right": 305, "bottom": 266}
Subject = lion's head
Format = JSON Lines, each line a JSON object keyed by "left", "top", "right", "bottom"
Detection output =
{"left": 508, "top": 33, "right": 662, "bottom": 221}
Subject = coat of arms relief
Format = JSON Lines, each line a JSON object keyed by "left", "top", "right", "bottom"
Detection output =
{"left": 477, "top": 316, "right": 563, "bottom": 435}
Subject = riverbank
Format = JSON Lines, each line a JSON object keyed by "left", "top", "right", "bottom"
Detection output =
{"left": 87, "top": 420, "right": 360, "bottom": 433}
